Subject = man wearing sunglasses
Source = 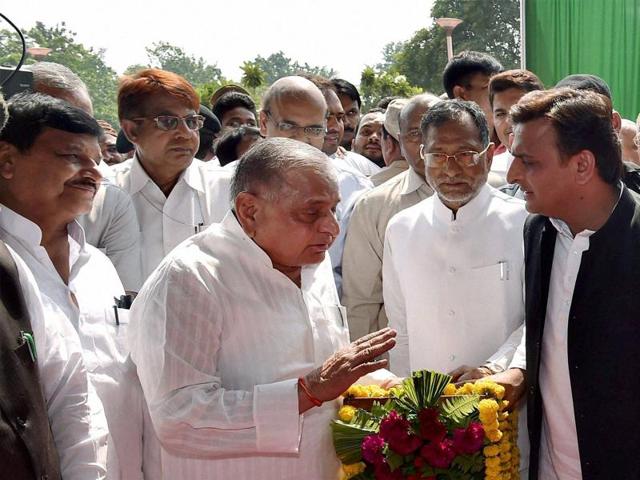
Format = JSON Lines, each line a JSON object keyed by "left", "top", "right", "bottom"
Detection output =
{"left": 383, "top": 100, "right": 530, "bottom": 475}
{"left": 114, "top": 69, "right": 232, "bottom": 281}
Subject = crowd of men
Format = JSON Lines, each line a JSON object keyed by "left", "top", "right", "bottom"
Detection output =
{"left": 0, "top": 49, "right": 639, "bottom": 480}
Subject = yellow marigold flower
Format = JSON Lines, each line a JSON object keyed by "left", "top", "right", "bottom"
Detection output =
{"left": 500, "top": 440, "right": 513, "bottom": 453}
{"left": 341, "top": 462, "right": 366, "bottom": 479}
{"left": 338, "top": 405, "right": 357, "bottom": 422}
{"left": 473, "top": 381, "right": 505, "bottom": 400}
{"left": 486, "top": 429, "right": 503, "bottom": 442}
{"left": 484, "top": 445, "right": 501, "bottom": 457}
{"left": 457, "top": 383, "right": 475, "bottom": 395}
{"left": 478, "top": 399, "right": 499, "bottom": 416}
{"left": 444, "top": 383, "right": 457, "bottom": 395}
{"left": 485, "top": 456, "right": 501, "bottom": 469}
{"left": 500, "top": 451, "right": 512, "bottom": 462}
{"left": 483, "top": 420, "right": 500, "bottom": 432}
{"left": 485, "top": 465, "right": 502, "bottom": 476}
{"left": 498, "top": 411, "right": 509, "bottom": 421}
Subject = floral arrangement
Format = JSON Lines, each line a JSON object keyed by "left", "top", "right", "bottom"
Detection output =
{"left": 332, "top": 370, "right": 519, "bottom": 480}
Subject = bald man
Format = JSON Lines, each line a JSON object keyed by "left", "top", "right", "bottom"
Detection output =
{"left": 259, "top": 76, "right": 372, "bottom": 293}
{"left": 620, "top": 119, "right": 640, "bottom": 165}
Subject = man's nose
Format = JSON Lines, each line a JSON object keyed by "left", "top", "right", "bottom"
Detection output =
{"left": 506, "top": 157, "right": 521, "bottom": 185}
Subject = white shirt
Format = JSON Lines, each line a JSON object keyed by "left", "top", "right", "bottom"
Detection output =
{"left": 489, "top": 151, "right": 514, "bottom": 188}
{"left": 78, "top": 161, "right": 143, "bottom": 292}
{"left": 7, "top": 242, "right": 109, "bottom": 480}
{"left": 538, "top": 219, "right": 593, "bottom": 480}
{"left": 112, "top": 155, "right": 232, "bottom": 281}
{"left": 129, "top": 212, "right": 350, "bottom": 479}
{"left": 328, "top": 158, "right": 373, "bottom": 293}
{"left": 0, "top": 206, "right": 158, "bottom": 480}
{"left": 333, "top": 150, "right": 382, "bottom": 177}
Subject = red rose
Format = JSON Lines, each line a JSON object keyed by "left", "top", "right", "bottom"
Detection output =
{"left": 418, "top": 408, "right": 446, "bottom": 442}
{"left": 380, "top": 411, "right": 422, "bottom": 455}
{"left": 420, "top": 438, "right": 457, "bottom": 469}
{"left": 374, "top": 462, "right": 404, "bottom": 480}
{"left": 452, "top": 421, "right": 485, "bottom": 455}
{"left": 362, "top": 434, "right": 386, "bottom": 465}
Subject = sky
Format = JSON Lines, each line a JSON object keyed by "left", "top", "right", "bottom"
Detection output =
{"left": 3, "top": 0, "right": 436, "bottom": 85}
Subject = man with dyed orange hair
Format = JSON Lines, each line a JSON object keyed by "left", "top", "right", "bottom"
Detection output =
{"left": 114, "top": 69, "right": 231, "bottom": 280}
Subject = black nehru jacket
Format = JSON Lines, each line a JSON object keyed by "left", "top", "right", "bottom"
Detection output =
{"left": 0, "top": 240, "right": 61, "bottom": 480}
{"left": 524, "top": 186, "right": 640, "bottom": 479}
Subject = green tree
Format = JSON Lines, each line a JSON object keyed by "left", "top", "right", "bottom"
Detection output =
{"left": 251, "top": 51, "right": 336, "bottom": 84}
{"left": 240, "top": 61, "right": 265, "bottom": 89}
{"left": 145, "top": 41, "right": 222, "bottom": 86}
{"left": 383, "top": 0, "right": 520, "bottom": 95}
{"left": 0, "top": 21, "right": 119, "bottom": 126}
{"left": 359, "top": 66, "right": 422, "bottom": 111}
{"left": 123, "top": 63, "right": 148, "bottom": 76}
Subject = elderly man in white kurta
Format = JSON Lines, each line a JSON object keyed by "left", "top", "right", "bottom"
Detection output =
{"left": 383, "top": 100, "right": 528, "bottom": 473}
{"left": 129, "top": 138, "right": 396, "bottom": 479}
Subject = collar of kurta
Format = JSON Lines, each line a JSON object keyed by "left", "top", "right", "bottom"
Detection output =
{"left": 433, "top": 182, "right": 492, "bottom": 225}
{"left": 0, "top": 204, "right": 88, "bottom": 271}
{"left": 221, "top": 211, "right": 326, "bottom": 290}
{"left": 128, "top": 153, "right": 207, "bottom": 195}
{"left": 400, "top": 168, "right": 430, "bottom": 196}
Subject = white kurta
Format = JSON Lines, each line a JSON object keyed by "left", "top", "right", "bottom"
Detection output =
{"left": 0, "top": 206, "right": 158, "bottom": 480}
{"left": 78, "top": 171, "right": 143, "bottom": 292}
{"left": 328, "top": 158, "right": 372, "bottom": 293}
{"left": 129, "top": 212, "right": 350, "bottom": 479}
{"left": 8, "top": 242, "right": 109, "bottom": 479}
{"left": 112, "top": 156, "right": 232, "bottom": 281}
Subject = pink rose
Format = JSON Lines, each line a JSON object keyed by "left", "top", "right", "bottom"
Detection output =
{"left": 452, "top": 421, "right": 485, "bottom": 455}
{"left": 420, "top": 438, "right": 457, "bottom": 469}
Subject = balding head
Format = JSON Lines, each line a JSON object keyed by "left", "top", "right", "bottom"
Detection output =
{"left": 398, "top": 93, "right": 441, "bottom": 176}
{"left": 30, "top": 62, "right": 93, "bottom": 115}
{"left": 259, "top": 76, "right": 328, "bottom": 150}
{"left": 620, "top": 118, "right": 639, "bottom": 164}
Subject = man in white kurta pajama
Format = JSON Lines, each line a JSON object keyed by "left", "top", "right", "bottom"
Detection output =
{"left": 129, "top": 138, "right": 396, "bottom": 479}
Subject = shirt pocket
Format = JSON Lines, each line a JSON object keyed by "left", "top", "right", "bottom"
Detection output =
{"left": 78, "top": 310, "right": 127, "bottom": 374}
{"left": 462, "top": 262, "right": 511, "bottom": 340}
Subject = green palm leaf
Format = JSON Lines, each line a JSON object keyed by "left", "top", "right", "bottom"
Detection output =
{"left": 441, "top": 395, "right": 480, "bottom": 428}
{"left": 392, "top": 370, "right": 452, "bottom": 412}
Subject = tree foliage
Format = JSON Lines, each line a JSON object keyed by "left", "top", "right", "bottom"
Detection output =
{"left": 240, "top": 61, "right": 265, "bottom": 89}
{"left": 0, "top": 21, "right": 119, "bottom": 126}
{"left": 384, "top": 0, "right": 521, "bottom": 95}
{"left": 250, "top": 51, "right": 336, "bottom": 85}
{"left": 144, "top": 42, "right": 222, "bottom": 86}
{"left": 359, "top": 66, "right": 422, "bottom": 112}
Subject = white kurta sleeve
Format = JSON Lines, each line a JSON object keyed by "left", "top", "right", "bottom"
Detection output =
{"left": 129, "top": 260, "right": 302, "bottom": 459}
{"left": 98, "top": 184, "right": 143, "bottom": 292}
{"left": 12, "top": 247, "right": 108, "bottom": 480}
{"left": 484, "top": 323, "right": 526, "bottom": 373}
{"left": 382, "top": 229, "right": 410, "bottom": 377}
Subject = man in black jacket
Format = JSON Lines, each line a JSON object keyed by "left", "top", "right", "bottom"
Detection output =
{"left": 507, "top": 87, "right": 640, "bottom": 479}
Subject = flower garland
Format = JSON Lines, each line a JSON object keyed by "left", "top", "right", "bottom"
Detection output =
{"left": 334, "top": 375, "right": 520, "bottom": 480}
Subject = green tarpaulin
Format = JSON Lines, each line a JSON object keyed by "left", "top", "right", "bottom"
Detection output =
{"left": 525, "top": 0, "right": 640, "bottom": 120}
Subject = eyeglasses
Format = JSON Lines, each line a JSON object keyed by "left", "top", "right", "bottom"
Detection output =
{"left": 420, "top": 143, "right": 493, "bottom": 167}
{"left": 264, "top": 111, "right": 326, "bottom": 138}
{"left": 132, "top": 114, "right": 205, "bottom": 131}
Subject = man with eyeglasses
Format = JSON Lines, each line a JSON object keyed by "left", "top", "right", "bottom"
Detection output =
{"left": 342, "top": 93, "right": 439, "bottom": 342}
{"left": 114, "top": 69, "right": 232, "bottom": 281}
{"left": 383, "top": 100, "right": 530, "bottom": 475}
{"left": 259, "top": 76, "right": 372, "bottom": 292}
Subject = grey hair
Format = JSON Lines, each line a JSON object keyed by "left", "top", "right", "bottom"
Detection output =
{"left": 30, "top": 61, "right": 88, "bottom": 93}
{"left": 230, "top": 137, "right": 338, "bottom": 206}
{"left": 420, "top": 99, "right": 490, "bottom": 147}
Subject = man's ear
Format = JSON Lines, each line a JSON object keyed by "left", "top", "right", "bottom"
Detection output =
{"left": 120, "top": 119, "right": 141, "bottom": 145}
{"left": 259, "top": 110, "right": 269, "bottom": 137}
{"left": 0, "top": 142, "right": 18, "bottom": 180}
{"left": 573, "top": 149, "right": 597, "bottom": 186}
{"left": 452, "top": 85, "right": 467, "bottom": 100}
{"left": 234, "top": 192, "right": 261, "bottom": 238}
{"left": 612, "top": 110, "right": 622, "bottom": 133}
{"left": 484, "top": 142, "right": 496, "bottom": 171}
